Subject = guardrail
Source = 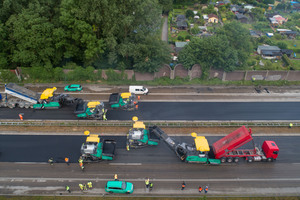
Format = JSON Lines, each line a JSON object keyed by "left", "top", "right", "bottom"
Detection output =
{"left": 0, "top": 120, "right": 299, "bottom": 127}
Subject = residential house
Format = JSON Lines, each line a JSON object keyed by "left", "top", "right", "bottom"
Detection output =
{"left": 176, "top": 15, "right": 188, "bottom": 30}
{"left": 176, "top": 15, "right": 186, "bottom": 22}
{"left": 257, "top": 45, "right": 282, "bottom": 60}
{"left": 177, "top": 20, "right": 188, "bottom": 30}
{"left": 208, "top": 14, "right": 218, "bottom": 23}
{"left": 235, "top": 13, "right": 249, "bottom": 23}
{"left": 277, "top": 29, "right": 292, "bottom": 33}
{"left": 175, "top": 42, "right": 189, "bottom": 54}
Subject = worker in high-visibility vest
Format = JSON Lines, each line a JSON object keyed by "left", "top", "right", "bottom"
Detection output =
{"left": 114, "top": 174, "right": 118, "bottom": 181}
{"left": 65, "top": 185, "right": 71, "bottom": 193}
{"left": 205, "top": 186, "right": 208, "bottom": 193}
{"left": 87, "top": 181, "right": 93, "bottom": 189}
{"left": 145, "top": 178, "right": 150, "bottom": 188}
{"left": 65, "top": 157, "right": 69, "bottom": 165}
{"left": 289, "top": 123, "right": 293, "bottom": 128}
{"left": 79, "top": 184, "right": 84, "bottom": 191}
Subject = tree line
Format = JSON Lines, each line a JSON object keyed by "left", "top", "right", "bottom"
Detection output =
{"left": 0, "top": 0, "right": 172, "bottom": 73}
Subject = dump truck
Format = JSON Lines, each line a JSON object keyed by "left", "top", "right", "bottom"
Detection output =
{"left": 75, "top": 101, "right": 107, "bottom": 120}
{"left": 1, "top": 83, "right": 39, "bottom": 108}
{"left": 151, "top": 125, "right": 279, "bottom": 165}
{"left": 80, "top": 131, "right": 116, "bottom": 162}
{"left": 212, "top": 126, "right": 279, "bottom": 163}
{"left": 126, "top": 121, "right": 158, "bottom": 150}
{"left": 108, "top": 93, "right": 138, "bottom": 111}
{"left": 1, "top": 83, "right": 81, "bottom": 109}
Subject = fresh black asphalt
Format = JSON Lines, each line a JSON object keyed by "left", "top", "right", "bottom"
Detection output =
{"left": 0, "top": 102, "right": 300, "bottom": 120}
{"left": 0, "top": 135, "right": 298, "bottom": 164}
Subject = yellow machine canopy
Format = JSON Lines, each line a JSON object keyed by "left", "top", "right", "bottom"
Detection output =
{"left": 121, "top": 93, "right": 131, "bottom": 99}
{"left": 191, "top": 132, "right": 210, "bottom": 152}
{"left": 133, "top": 121, "right": 146, "bottom": 129}
{"left": 86, "top": 134, "right": 100, "bottom": 143}
{"left": 40, "top": 87, "right": 57, "bottom": 100}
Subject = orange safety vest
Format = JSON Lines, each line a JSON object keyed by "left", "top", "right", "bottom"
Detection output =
{"left": 19, "top": 114, "right": 23, "bottom": 120}
{"left": 199, "top": 187, "right": 202, "bottom": 191}
{"left": 65, "top": 158, "right": 69, "bottom": 162}
{"left": 182, "top": 184, "right": 185, "bottom": 188}
{"left": 205, "top": 188, "right": 208, "bottom": 191}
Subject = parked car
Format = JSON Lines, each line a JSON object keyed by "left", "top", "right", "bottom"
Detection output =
{"left": 105, "top": 180, "right": 134, "bottom": 194}
{"left": 64, "top": 84, "right": 82, "bottom": 92}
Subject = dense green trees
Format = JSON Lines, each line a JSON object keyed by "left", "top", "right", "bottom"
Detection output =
{"left": 178, "top": 22, "right": 252, "bottom": 74}
{"left": 0, "top": 0, "right": 171, "bottom": 72}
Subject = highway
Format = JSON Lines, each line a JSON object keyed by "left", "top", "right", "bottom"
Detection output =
{"left": 1, "top": 102, "right": 300, "bottom": 120}
{"left": 0, "top": 135, "right": 300, "bottom": 196}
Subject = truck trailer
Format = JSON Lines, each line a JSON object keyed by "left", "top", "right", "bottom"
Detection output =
{"left": 151, "top": 125, "right": 279, "bottom": 165}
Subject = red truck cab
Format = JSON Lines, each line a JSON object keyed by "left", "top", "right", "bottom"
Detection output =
{"left": 262, "top": 141, "right": 279, "bottom": 159}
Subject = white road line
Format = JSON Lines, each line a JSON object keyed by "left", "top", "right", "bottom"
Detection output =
{"left": 1, "top": 177, "right": 300, "bottom": 182}
{"left": 109, "top": 163, "right": 142, "bottom": 166}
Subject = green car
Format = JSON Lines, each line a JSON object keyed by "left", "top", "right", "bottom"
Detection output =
{"left": 64, "top": 84, "right": 82, "bottom": 92}
{"left": 105, "top": 181, "right": 134, "bottom": 194}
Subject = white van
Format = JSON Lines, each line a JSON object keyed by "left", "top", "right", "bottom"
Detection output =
{"left": 129, "top": 86, "right": 149, "bottom": 95}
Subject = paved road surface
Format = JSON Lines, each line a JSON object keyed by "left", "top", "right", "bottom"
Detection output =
{"left": 1, "top": 102, "right": 300, "bottom": 120}
{"left": 0, "top": 135, "right": 299, "bottom": 196}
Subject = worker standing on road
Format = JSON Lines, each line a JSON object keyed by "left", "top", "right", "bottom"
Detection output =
{"left": 181, "top": 181, "right": 186, "bottom": 190}
{"left": 65, "top": 157, "right": 70, "bottom": 165}
{"left": 149, "top": 182, "right": 153, "bottom": 191}
{"left": 289, "top": 123, "right": 293, "bottom": 128}
{"left": 114, "top": 174, "right": 118, "bottom": 181}
{"left": 252, "top": 77, "right": 256, "bottom": 82}
{"left": 18, "top": 113, "right": 23, "bottom": 120}
{"left": 65, "top": 185, "right": 71, "bottom": 193}
{"left": 78, "top": 157, "right": 84, "bottom": 170}
{"left": 205, "top": 186, "right": 208, "bottom": 193}
{"left": 83, "top": 184, "right": 87, "bottom": 190}
{"left": 48, "top": 157, "right": 54, "bottom": 165}
{"left": 79, "top": 184, "right": 84, "bottom": 191}
{"left": 199, "top": 186, "right": 202, "bottom": 193}
{"left": 87, "top": 181, "right": 93, "bottom": 189}
{"left": 145, "top": 178, "right": 150, "bottom": 188}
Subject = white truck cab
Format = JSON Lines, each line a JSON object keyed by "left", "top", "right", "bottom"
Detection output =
{"left": 129, "top": 86, "right": 149, "bottom": 95}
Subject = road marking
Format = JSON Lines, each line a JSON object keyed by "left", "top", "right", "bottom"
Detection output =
{"left": 109, "top": 163, "right": 142, "bottom": 166}
{"left": 1, "top": 177, "right": 300, "bottom": 182}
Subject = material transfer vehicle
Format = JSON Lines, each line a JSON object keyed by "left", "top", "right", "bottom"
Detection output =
{"left": 80, "top": 131, "right": 116, "bottom": 162}
{"left": 64, "top": 84, "right": 82, "bottom": 92}
{"left": 105, "top": 181, "right": 134, "bottom": 194}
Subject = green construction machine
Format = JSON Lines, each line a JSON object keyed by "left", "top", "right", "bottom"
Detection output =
{"left": 108, "top": 93, "right": 138, "bottom": 111}
{"left": 80, "top": 131, "right": 116, "bottom": 162}
{"left": 126, "top": 119, "right": 159, "bottom": 150}
{"left": 75, "top": 101, "right": 107, "bottom": 120}
{"left": 150, "top": 125, "right": 221, "bottom": 165}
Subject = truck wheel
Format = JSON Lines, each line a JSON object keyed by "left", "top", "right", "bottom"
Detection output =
{"left": 109, "top": 191, "right": 113, "bottom": 194}
{"left": 234, "top": 157, "right": 239, "bottom": 163}
{"left": 220, "top": 157, "right": 226, "bottom": 163}
{"left": 247, "top": 156, "right": 253, "bottom": 163}
{"left": 267, "top": 157, "right": 274, "bottom": 162}
{"left": 227, "top": 157, "right": 233, "bottom": 163}
{"left": 126, "top": 192, "right": 130, "bottom": 194}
